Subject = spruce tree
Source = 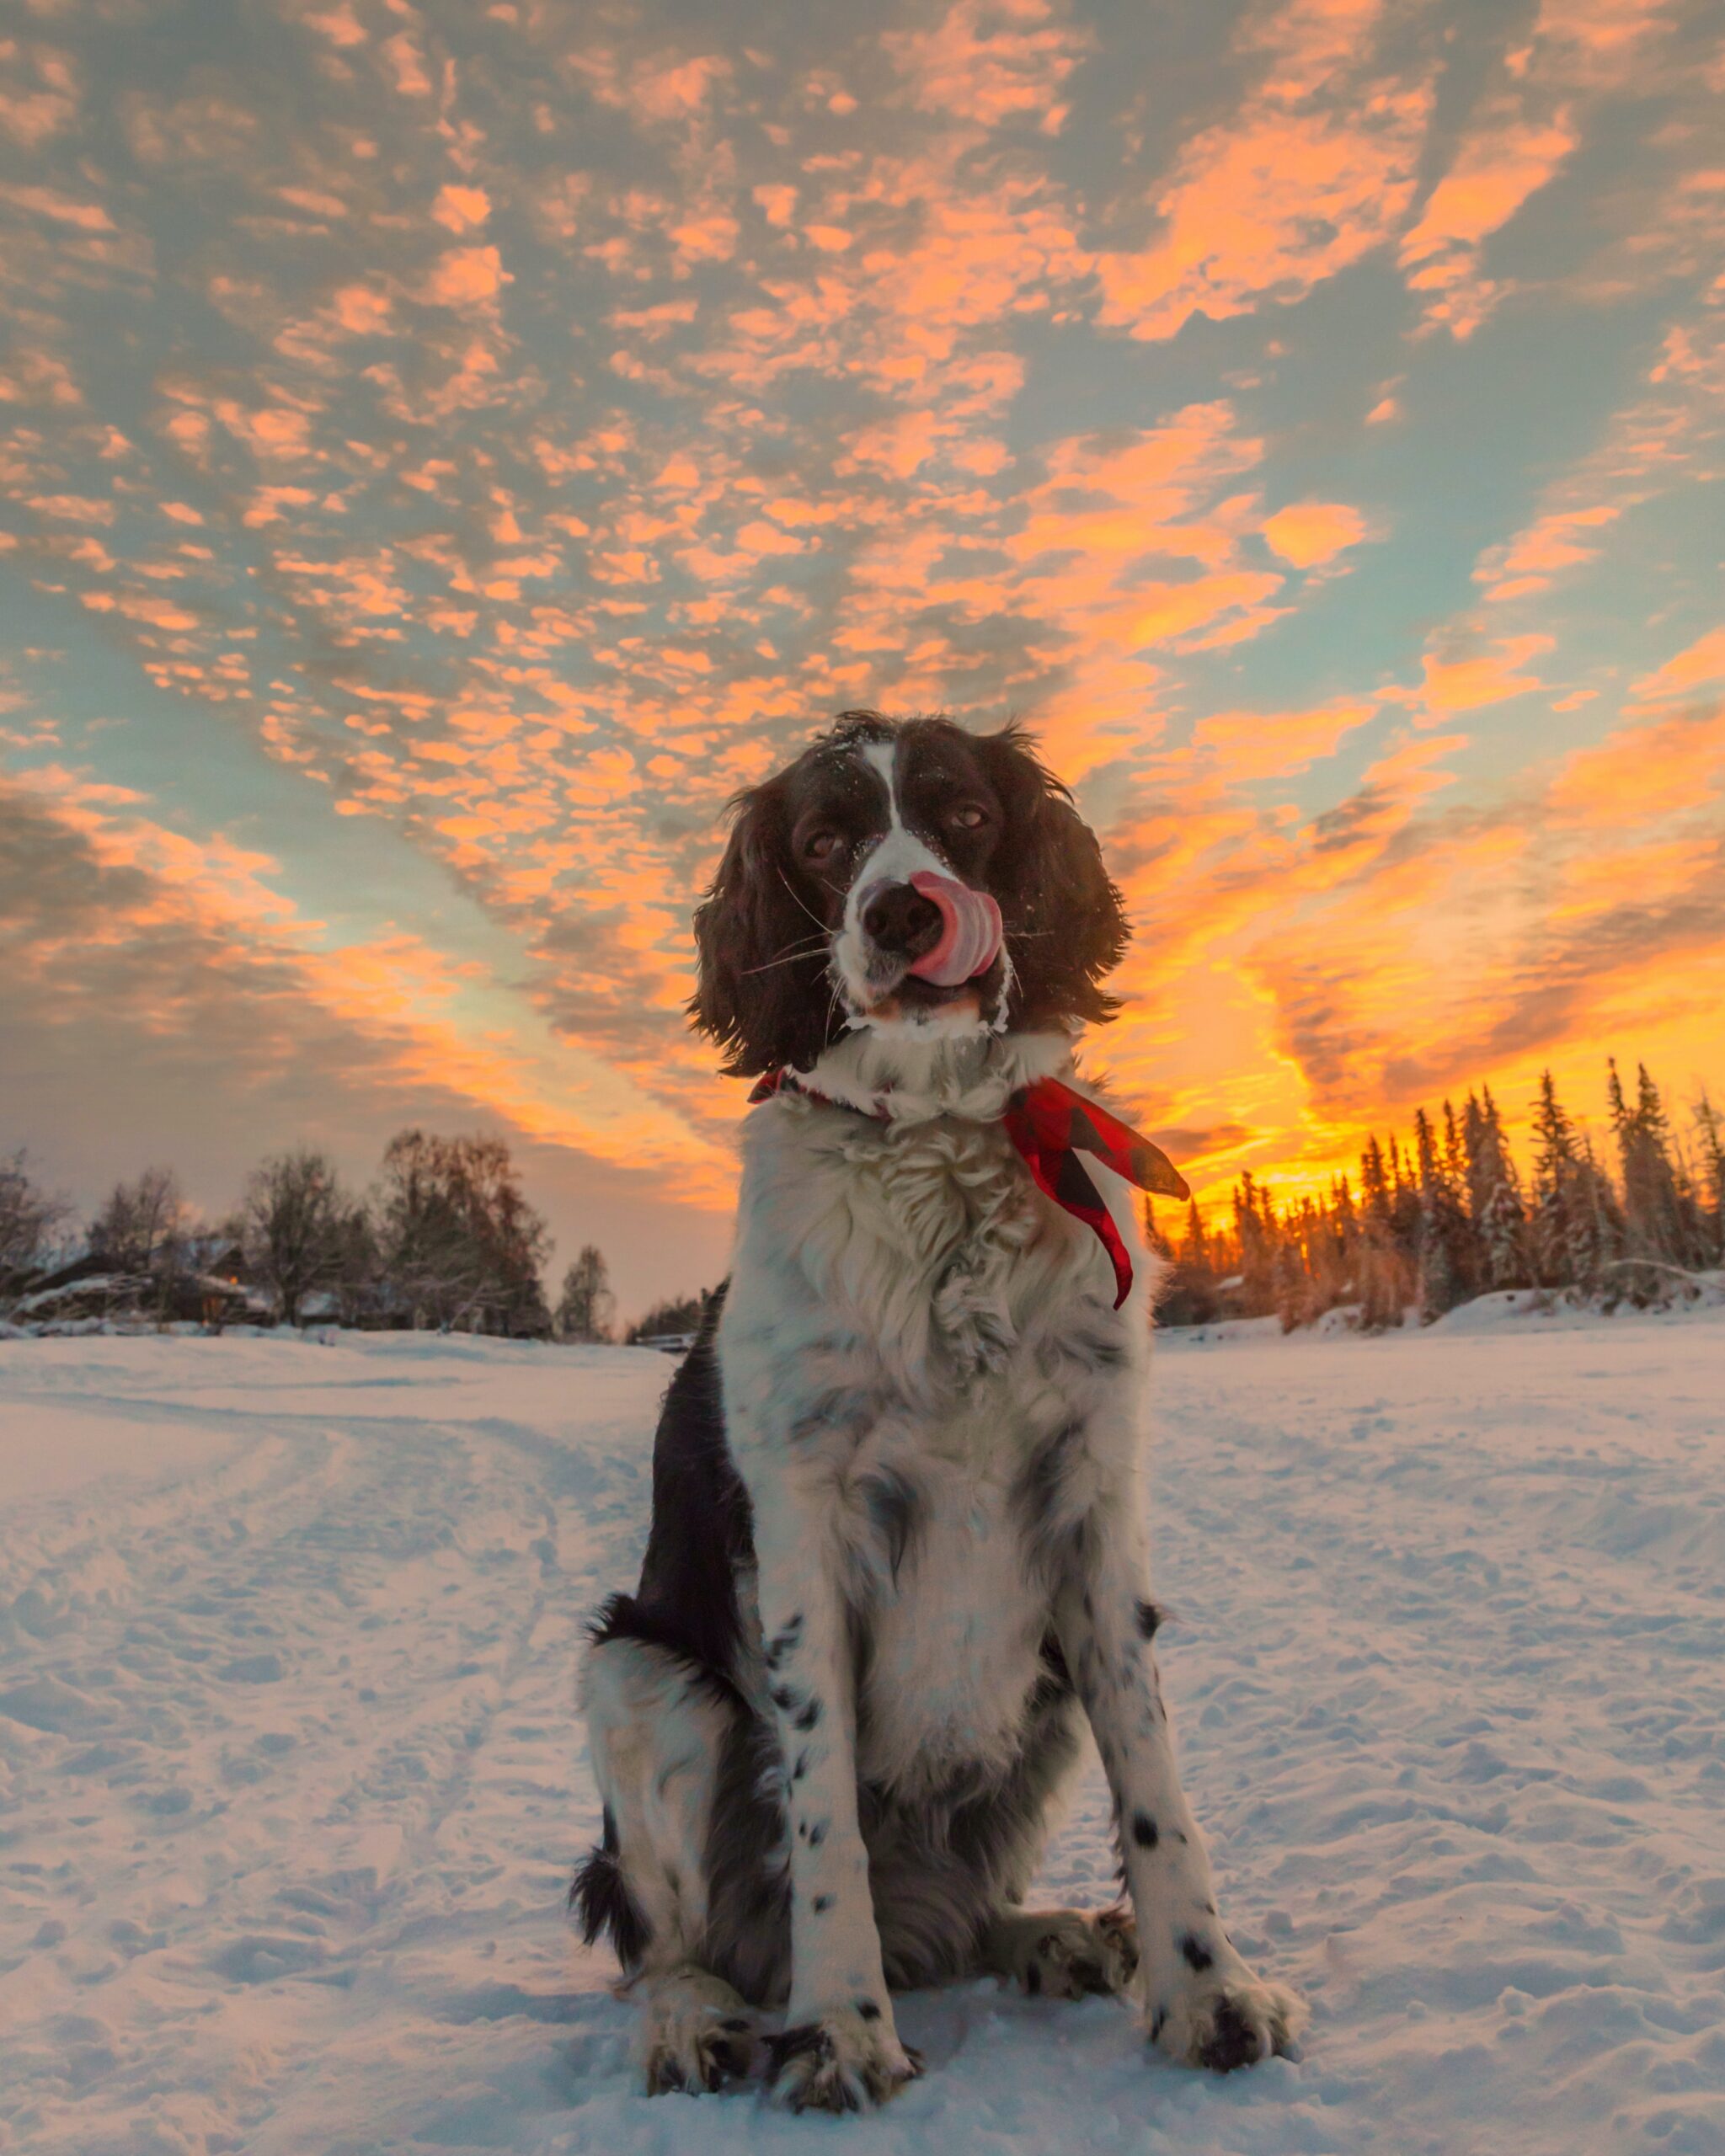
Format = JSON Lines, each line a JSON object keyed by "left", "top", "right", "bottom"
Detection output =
{"left": 1414, "top": 1106, "right": 1477, "bottom": 1321}
{"left": 1234, "top": 1171, "right": 1277, "bottom": 1316}
{"left": 1693, "top": 1089, "right": 1725, "bottom": 1264}
{"left": 1443, "top": 1099, "right": 1471, "bottom": 1199}
{"left": 1611, "top": 1060, "right": 1690, "bottom": 1266}
{"left": 1270, "top": 1226, "right": 1306, "bottom": 1331}
{"left": 1466, "top": 1084, "right": 1528, "bottom": 1289}
{"left": 1180, "top": 1198, "right": 1208, "bottom": 1270}
{"left": 1357, "top": 1137, "right": 1407, "bottom": 1329}
{"left": 1574, "top": 1129, "right": 1624, "bottom": 1297}
{"left": 1530, "top": 1071, "right": 1581, "bottom": 1287}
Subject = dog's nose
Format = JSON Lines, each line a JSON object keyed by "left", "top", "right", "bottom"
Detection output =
{"left": 859, "top": 880, "right": 944, "bottom": 959}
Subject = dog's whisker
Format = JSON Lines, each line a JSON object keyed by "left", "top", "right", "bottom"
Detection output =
{"left": 756, "top": 927, "right": 831, "bottom": 955}
{"left": 776, "top": 867, "right": 830, "bottom": 931}
{"left": 741, "top": 943, "right": 831, "bottom": 978}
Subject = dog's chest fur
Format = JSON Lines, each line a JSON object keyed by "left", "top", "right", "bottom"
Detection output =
{"left": 842, "top": 1385, "right": 1055, "bottom": 1793}
{"left": 722, "top": 1043, "right": 1150, "bottom": 1798}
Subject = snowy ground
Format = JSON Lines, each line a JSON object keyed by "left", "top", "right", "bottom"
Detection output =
{"left": 2, "top": 1310, "right": 1723, "bottom": 2156}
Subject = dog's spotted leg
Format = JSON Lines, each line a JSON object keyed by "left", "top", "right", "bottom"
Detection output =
{"left": 1045, "top": 1451, "right": 1306, "bottom": 2071}
{"left": 578, "top": 1632, "right": 761, "bottom": 2095}
{"left": 725, "top": 1438, "right": 921, "bottom": 2112}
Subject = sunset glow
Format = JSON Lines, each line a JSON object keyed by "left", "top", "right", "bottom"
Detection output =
{"left": 3, "top": 0, "right": 1721, "bottom": 1311}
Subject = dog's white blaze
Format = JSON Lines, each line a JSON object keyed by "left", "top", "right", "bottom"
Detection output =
{"left": 834, "top": 739, "right": 985, "bottom": 1038}
{"left": 860, "top": 739, "right": 900, "bottom": 832}
{"left": 848, "top": 738, "right": 948, "bottom": 921}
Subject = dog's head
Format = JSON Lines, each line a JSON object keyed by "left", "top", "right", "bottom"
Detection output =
{"left": 691, "top": 711, "right": 1130, "bottom": 1078}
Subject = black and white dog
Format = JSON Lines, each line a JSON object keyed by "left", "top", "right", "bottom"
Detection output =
{"left": 574, "top": 711, "right": 1303, "bottom": 2111}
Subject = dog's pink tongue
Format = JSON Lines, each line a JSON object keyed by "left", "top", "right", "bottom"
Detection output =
{"left": 907, "top": 871, "right": 1003, "bottom": 986}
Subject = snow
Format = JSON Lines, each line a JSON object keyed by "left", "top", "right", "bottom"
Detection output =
{"left": 3, "top": 1316, "right": 1723, "bottom": 2155}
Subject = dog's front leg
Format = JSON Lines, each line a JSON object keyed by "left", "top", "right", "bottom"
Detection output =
{"left": 1049, "top": 1439, "right": 1306, "bottom": 2073}
{"left": 733, "top": 1443, "right": 921, "bottom": 2113}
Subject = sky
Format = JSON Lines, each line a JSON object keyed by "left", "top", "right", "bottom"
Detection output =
{"left": 2, "top": 0, "right": 1722, "bottom": 1318}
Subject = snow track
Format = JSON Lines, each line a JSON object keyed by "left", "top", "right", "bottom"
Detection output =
{"left": 2, "top": 1317, "right": 1722, "bottom": 2154}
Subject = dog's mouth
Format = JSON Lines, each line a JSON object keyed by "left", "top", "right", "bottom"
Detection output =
{"left": 857, "top": 973, "right": 990, "bottom": 1022}
{"left": 840, "top": 872, "right": 1007, "bottom": 1031}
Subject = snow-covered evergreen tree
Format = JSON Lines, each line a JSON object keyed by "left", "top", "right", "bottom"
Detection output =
{"left": 1574, "top": 1129, "right": 1624, "bottom": 1295}
{"left": 1233, "top": 1170, "right": 1278, "bottom": 1316}
{"left": 1413, "top": 1107, "right": 1473, "bottom": 1321}
{"left": 1180, "top": 1197, "right": 1207, "bottom": 1270}
{"left": 1465, "top": 1085, "right": 1528, "bottom": 1289}
{"left": 1357, "top": 1136, "right": 1408, "bottom": 1329}
{"left": 1692, "top": 1089, "right": 1725, "bottom": 1264}
{"left": 1610, "top": 1060, "right": 1701, "bottom": 1268}
{"left": 1530, "top": 1070, "right": 1583, "bottom": 1287}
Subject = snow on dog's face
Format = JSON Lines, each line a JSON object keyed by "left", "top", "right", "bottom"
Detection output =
{"left": 692, "top": 711, "right": 1130, "bottom": 1078}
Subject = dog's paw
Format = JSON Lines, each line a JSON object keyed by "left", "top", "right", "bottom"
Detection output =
{"left": 764, "top": 2004, "right": 922, "bottom": 2114}
{"left": 639, "top": 1973, "right": 758, "bottom": 2096}
{"left": 995, "top": 1908, "right": 1138, "bottom": 1999}
{"left": 1144, "top": 1964, "right": 1305, "bottom": 2073}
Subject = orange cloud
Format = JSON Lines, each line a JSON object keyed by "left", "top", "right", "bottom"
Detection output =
{"left": 432, "top": 184, "right": 492, "bottom": 233}
{"left": 425, "top": 246, "right": 510, "bottom": 307}
{"left": 1473, "top": 504, "right": 1621, "bottom": 602}
{"left": 1549, "top": 696, "right": 1725, "bottom": 823}
{"left": 0, "top": 183, "right": 115, "bottom": 232}
{"left": 1628, "top": 625, "right": 1725, "bottom": 705}
{"left": 1261, "top": 501, "right": 1373, "bottom": 568}
{"left": 1095, "top": 1, "right": 1432, "bottom": 342}
{"left": 1399, "top": 115, "right": 1578, "bottom": 337}
{"left": 882, "top": 0, "right": 1089, "bottom": 131}
{"left": 0, "top": 43, "right": 81, "bottom": 148}
{"left": 1193, "top": 698, "right": 1378, "bottom": 779}
{"left": 1421, "top": 634, "right": 1554, "bottom": 716}
{"left": 1399, "top": 0, "right": 1682, "bottom": 336}
{"left": 3, "top": 766, "right": 733, "bottom": 1195}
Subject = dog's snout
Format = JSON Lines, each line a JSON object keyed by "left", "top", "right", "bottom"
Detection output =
{"left": 860, "top": 880, "right": 943, "bottom": 960}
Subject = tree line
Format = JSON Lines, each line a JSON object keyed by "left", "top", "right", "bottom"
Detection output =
{"left": 0, "top": 1130, "right": 669, "bottom": 1343}
{"left": 6, "top": 1058, "right": 1719, "bottom": 1341}
{"left": 1148, "top": 1060, "right": 1725, "bottom": 1331}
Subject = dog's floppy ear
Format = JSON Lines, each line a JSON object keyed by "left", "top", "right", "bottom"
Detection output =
{"left": 690, "top": 776, "right": 837, "bottom": 1078}
{"left": 975, "top": 724, "right": 1130, "bottom": 1029}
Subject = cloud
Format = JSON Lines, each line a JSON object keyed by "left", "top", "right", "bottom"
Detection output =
{"left": 882, "top": 0, "right": 1091, "bottom": 131}
{"left": 0, "top": 41, "right": 81, "bottom": 148}
{"left": 1398, "top": 0, "right": 1687, "bottom": 336}
{"left": 0, "top": 768, "right": 731, "bottom": 1197}
{"left": 3, "top": 0, "right": 1719, "bottom": 1273}
{"left": 1627, "top": 625, "right": 1725, "bottom": 705}
{"left": 1193, "top": 698, "right": 1378, "bottom": 780}
{"left": 1260, "top": 501, "right": 1373, "bottom": 568}
{"left": 423, "top": 246, "right": 510, "bottom": 307}
{"left": 1399, "top": 113, "right": 1578, "bottom": 339}
{"left": 1094, "top": 0, "right": 1433, "bottom": 342}
{"left": 432, "top": 184, "right": 491, "bottom": 233}
{"left": 1420, "top": 634, "right": 1554, "bottom": 717}
{"left": 1472, "top": 504, "right": 1622, "bottom": 603}
{"left": 1548, "top": 691, "right": 1725, "bottom": 821}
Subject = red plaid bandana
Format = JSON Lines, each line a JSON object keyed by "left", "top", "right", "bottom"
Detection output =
{"left": 748, "top": 1068, "right": 1189, "bottom": 1310}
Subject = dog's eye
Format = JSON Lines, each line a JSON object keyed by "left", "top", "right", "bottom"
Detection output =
{"left": 949, "top": 803, "right": 989, "bottom": 830}
{"left": 803, "top": 830, "right": 841, "bottom": 862}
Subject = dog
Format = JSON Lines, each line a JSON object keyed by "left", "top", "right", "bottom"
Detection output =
{"left": 573, "top": 710, "right": 1304, "bottom": 2111}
